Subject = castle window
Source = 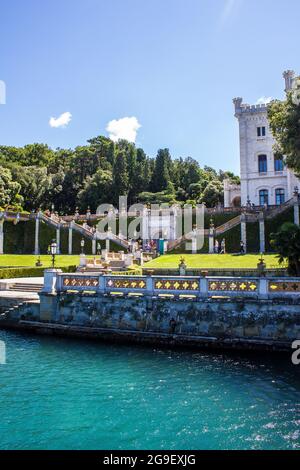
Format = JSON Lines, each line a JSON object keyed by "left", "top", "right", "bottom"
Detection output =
{"left": 274, "top": 154, "right": 284, "bottom": 172}
{"left": 259, "top": 189, "right": 269, "bottom": 206}
{"left": 257, "top": 126, "right": 266, "bottom": 137}
{"left": 258, "top": 154, "right": 267, "bottom": 173}
{"left": 275, "top": 188, "right": 285, "bottom": 205}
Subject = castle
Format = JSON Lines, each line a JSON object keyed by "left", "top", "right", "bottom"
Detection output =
{"left": 224, "top": 70, "right": 300, "bottom": 208}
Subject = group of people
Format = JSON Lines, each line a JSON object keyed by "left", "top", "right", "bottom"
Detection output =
{"left": 214, "top": 238, "right": 226, "bottom": 254}
{"left": 214, "top": 238, "right": 246, "bottom": 254}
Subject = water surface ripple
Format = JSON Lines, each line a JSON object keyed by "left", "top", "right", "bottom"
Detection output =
{"left": 0, "top": 331, "right": 299, "bottom": 449}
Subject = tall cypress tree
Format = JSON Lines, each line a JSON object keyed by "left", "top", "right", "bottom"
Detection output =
{"left": 112, "top": 152, "right": 129, "bottom": 202}
{"left": 151, "top": 148, "right": 171, "bottom": 192}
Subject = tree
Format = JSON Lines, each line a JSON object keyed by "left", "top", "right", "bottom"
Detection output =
{"left": 200, "top": 180, "right": 223, "bottom": 207}
{"left": 151, "top": 149, "right": 171, "bottom": 192}
{"left": 23, "top": 144, "right": 55, "bottom": 167}
{"left": 88, "top": 135, "right": 115, "bottom": 167}
{"left": 188, "top": 183, "right": 202, "bottom": 200}
{"left": 268, "top": 76, "right": 300, "bottom": 175}
{"left": 0, "top": 166, "right": 23, "bottom": 209}
{"left": 271, "top": 222, "right": 300, "bottom": 275}
{"left": 78, "top": 169, "right": 113, "bottom": 212}
{"left": 10, "top": 166, "right": 51, "bottom": 211}
{"left": 112, "top": 152, "right": 129, "bottom": 201}
{"left": 115, "top": 140, "right": 137, "bottom": 203}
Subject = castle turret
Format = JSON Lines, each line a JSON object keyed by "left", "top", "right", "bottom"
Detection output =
{"left": 233, "top": 97, "right": 243, "bottom": 115}
{"left": 283, "top": 70, "right": 295, "bottom": 92}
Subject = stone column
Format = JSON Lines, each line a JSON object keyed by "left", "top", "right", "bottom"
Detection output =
{"left": 106, "top": 238, "right": 110, "bottom": 252}
{"left": 191, "top": 236, "right": 197, "bottom": 254}
{"left": 240, "top": 213, "right": 247, "bottom": 253}
{"left": 56, "top": 226, "right": 60, "bottom": 254}
{"left": 68, "top": 224, "right": 73, "bottom": 255}
{"left": 208, "top": 227, "right": 214, "bottom": 254}
{"left": 171, "top": 208, "right": 177, "bottom": 241}
{"left": 42, "top": 268, "right": 62, "bottom": 294}
{"left": 294, "top": 195, "right": 300, "bottom": 226}
{"left": 0, "top": 219, "right": 4, "bottom": 255}
{"left": 92, "top": 238, "right": 96, "bottom": 255}
{"left": 34, "top": 215, "right": 40, "bottom": 255}
{"left": 258, "top": 211, "right": 265, "bottom": 253}
{"left": 258, "top": 278, "right": 268, "bottom": 300}
{"left": 199, "top": 277, "right": 208, "bottom": 298}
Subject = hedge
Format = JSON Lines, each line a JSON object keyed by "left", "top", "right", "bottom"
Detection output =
{"left": 0, "top": 265, "right": 77, "bottom": 279}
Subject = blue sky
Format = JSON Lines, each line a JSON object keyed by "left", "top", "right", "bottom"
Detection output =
{"left": 0, "top": 0, "right": 299, "bottom": 173}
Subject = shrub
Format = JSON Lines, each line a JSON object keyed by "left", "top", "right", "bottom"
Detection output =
{"left": 0, "top": 265, "right": 77, "bottom": 279}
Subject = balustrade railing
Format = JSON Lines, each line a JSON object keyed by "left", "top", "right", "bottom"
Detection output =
{"left": 44, "top": 271, "right": 300, "bottom": 300}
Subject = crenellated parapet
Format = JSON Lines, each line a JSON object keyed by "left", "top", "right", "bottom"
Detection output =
{"left": 233, "top": 97, "right": 268, "bottom": 118}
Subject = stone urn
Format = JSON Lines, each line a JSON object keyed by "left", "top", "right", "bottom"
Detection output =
{"left": 178, "top": 257, "right": 187, "bottom": 276}
{"left": 257, "top": 254, "right": 266, "bottom": 277}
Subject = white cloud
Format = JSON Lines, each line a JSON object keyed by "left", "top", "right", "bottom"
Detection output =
{"left": 49, "top": 111, "right": 72, "bottom": 128}
{"left": 106, "top": 116, "right": 141, "bottom": 143}
{"left": 255, "top": 96, "right": 273, "bottom": 105}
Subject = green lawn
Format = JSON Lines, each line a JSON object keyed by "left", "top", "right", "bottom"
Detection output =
{"left": 144, "top": 253, "right": 284, "bottom": 269}
{"left": 0, "top": 254, "right": 80, "bottom": 268}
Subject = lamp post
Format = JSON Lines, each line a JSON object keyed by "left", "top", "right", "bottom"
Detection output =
{"left": 81, "top": 238, "right": 85, "bottom": 255}
{"left": 50, "top": 239, "right": 57, "bottom": 269}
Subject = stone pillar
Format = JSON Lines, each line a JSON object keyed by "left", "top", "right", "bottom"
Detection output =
{"left": 259, "top": 212, "right": 265, "bottom": 253}
{"left": 42, "top": 268, "right": 62, "bottom": 294}
{"left": 146, "top": 276, "right": 154, "bottom": 295}
{"left": 191, "top": 230, "right": 197, "bottom": 254}
{"left": 208, "top": 228, "right": 214, "bottom": 254}
{"left": 199, "top": 277, "right": 208, "bottom": 298}
{"left": 56, "top": 226, "right": 60, "bottom": 254}
{"left": 79, "top": 254, "right": 87, "bottom": 267}
{"left": 92, "top": 238, "right": 96, "bottom": 255}
{"left": 34, "top": 215, "right": 40, "bottom": 255}
{"left": 0, "top": 219, "right": 4, "bottom": 255}
{"left": 240, "top": 213, "right": 247, "bottom": 253}
{"left": 294, "top": 195, "right": 300, "bottom": 226}
{"left": 98, "top": 275, "right": 105, "bottom": 294}
{"left": 259, "top": 278, "right": 268, "bottom": 300}
{"left": 68, "top": 226, "right": 73, "bottom": 255}
{"left": 106, "top": 238, "right": 110, "bottom": 252}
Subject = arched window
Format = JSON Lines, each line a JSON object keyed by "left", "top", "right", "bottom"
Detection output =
{"left": 259, "top": 189, "right": 269, "bottom": 206}
{"left": 258, "top": 155, "right": 267, "bottom": 173}
{"left": 274, "top": 154, "right": 284, "bottom": 172}
{"left": 275, "top": 188, "right": 285, "bottom": 205}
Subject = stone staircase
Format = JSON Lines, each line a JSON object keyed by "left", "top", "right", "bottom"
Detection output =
{"left": 166, "top": 197, "right": 296, "bottom": 252}
{"left": 40, "top": 213, "right": 129, "bottom": 249}
{"left": 215, "top": 215, "right": 242, "bottom": 235}
{"left": 0, "top": 299, "right": 40, "bottom": 322}
{"left": 8, "top": 282, "right": 43, "bottom": 293}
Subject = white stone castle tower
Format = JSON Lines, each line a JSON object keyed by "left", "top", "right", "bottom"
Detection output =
{"left": 224, "top": 70, "right": 300, "bottom": 207}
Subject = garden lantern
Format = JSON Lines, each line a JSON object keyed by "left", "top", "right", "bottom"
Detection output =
{"left": 50, "top": 239, "right": 57, "bottom": 268}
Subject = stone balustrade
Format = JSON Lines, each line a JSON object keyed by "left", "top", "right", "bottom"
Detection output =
{"left": 43, "top": 270, "right": 300, "bottom": 300}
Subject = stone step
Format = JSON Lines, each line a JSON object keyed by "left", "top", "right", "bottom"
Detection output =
{"left": 9, "top": 283, "right": 43, "bottom": 293}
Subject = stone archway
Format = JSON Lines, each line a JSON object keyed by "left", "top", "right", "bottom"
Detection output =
{"left": 232, "top": 196, "right": 241, "bottom": 207}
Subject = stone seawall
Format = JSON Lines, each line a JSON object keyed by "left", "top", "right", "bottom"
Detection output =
{"left": 0, "top": 292, "right": 299, "bottom": 352}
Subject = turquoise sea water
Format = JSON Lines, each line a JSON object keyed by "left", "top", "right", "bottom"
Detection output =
{"left": 0, "top": 330, "right": 299, "bottom": 450}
